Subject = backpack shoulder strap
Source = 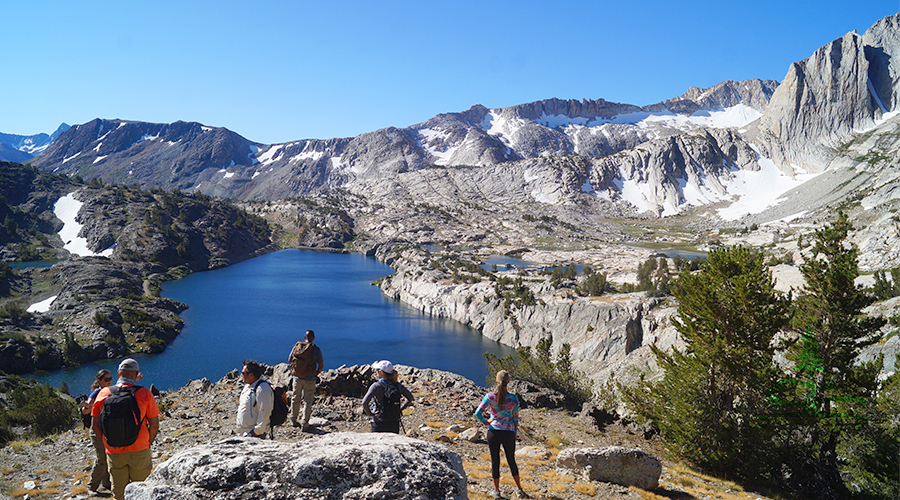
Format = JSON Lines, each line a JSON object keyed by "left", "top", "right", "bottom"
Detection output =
{"left": 251, "top": 380, "right": 271, "bottom": 405}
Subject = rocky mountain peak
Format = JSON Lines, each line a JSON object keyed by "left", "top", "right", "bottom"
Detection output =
{"left": 863, "top": 12, "right": 900, "bottom": 112}
{"left": 754, "top": 28, "right": 883, "bottom": 173}
{"left": 644, "top": 79, "right": 778, "bottom": 115}
{"left": 30, "top": 118, "right": 262, "bottom": 194}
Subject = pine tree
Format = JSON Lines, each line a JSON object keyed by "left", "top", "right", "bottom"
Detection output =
{"left": 775, "top": 212, "right": 887, "bottom": 498}
{"left": 621, "top": 246, "right": 791, "bottom": 479}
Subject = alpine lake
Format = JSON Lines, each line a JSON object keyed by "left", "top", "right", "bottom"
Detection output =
{"left": 33, "top": 249, "right": 517, "bottom": 395}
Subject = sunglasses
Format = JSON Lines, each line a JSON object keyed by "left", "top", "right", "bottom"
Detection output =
{"left": 102, "top": 377, "right": 112, "bottom": 382}
{"left": 241, "top": 370, "right": 251, "bottom": 375}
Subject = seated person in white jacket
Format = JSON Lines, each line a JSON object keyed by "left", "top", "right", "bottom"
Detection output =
{"left": 236, "top": 359, "right": 273, "bottom": 438}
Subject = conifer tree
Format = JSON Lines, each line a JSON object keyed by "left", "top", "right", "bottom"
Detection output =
{"left": 621, "top": 246, "right": 791, "bottom": 479}
{"left": 774, "top": 212, "right": 887, "bottom": 498}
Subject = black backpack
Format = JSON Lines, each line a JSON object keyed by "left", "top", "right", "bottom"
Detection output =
{"left": 377, "top": 380, "right": 402, "bottom": 422}
{"left": 254, "top": 380, "right": 289, "bottom": 427}
{"left": 100, "top": 386, "right": 143, "bottom": 447}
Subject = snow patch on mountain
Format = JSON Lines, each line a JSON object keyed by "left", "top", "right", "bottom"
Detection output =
{"left": 482, "top": 111, "right": 528, "bottom": 146}
{"left": 613, "top": 177, "right": 657, "bottom": 214}
{"left": 54, "top": 193, "right": 114, "bottom": 257}
{"left": 62, "top": 152, "right": 81, "bottom": 164}
{"left": 537, "top": 113, "right": 591, "bottom": 128}
{"left": 716, "top": 148, "right": 821, "bottom": 220}
{"left": 257, "top": 145, "right": 283, "bottom": 165}
{"left": 418, "top": 127, "right": 460, "bottom": 165}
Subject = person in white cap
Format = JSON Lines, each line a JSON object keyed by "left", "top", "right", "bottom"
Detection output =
{"left": 361, "top": 360, "right": 414, "bottom": 433}
{"left": 91, "top": 358, "right": 160, "bottom": 500}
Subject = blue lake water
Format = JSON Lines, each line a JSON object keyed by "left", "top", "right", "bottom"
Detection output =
{"left": 9, "top": 261, "right": 57, "bottom": 269}
{"left": 33, "top": 249, "right": 516, "bottom": 394}
{"left": 480, "top": 255, "right": 589, "bottom": 274}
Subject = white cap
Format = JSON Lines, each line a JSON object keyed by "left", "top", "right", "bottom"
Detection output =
{"left": 118, "top": 358, "right": 139, "bottom": 372}
{"left": 372, "top": 360, "right": 394, "bottom": 374}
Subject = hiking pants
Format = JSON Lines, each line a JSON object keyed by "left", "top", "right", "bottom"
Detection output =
{"left": 486, "top": 429, "right": 519, "bottom": 479}
{"left": 292, "top": 377, "right": 316, "bottom": 427}
{"left": 89, "top": 431, "right": 110, "bottom": 491}
{"left": 107, "top": 447, "right": 152, "bottom": 500}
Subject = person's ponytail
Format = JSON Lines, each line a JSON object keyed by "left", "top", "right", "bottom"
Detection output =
{"left": 495, "top": 370, "right": 510, "bottom": 405}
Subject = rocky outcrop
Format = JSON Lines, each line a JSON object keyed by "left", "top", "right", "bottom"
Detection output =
{"left": 0, "top": 161, "right": 79, "bottom": 262}
{"left": 753, "top": 29, "right": 882, "bottom": 173}
{"left": 51, "top": 186, "right": 276, "bottom": 269}
{"left": 644, "top": 79, "right": 778, "bottom": 115}
{"left": 377, "top": 250, "right": 681, "bottom": 387}
{"left": 243, "top": 198, "right": 355, "bottom": 250}
{"left": 557, "top": 446, "right": 662, "bottom": 490}
{"left": 126, "top": 433, "right": 468, "bottom": 500}
{"left": 589, "top": 128, "right": 760, "bottom": 216}
{"left": 863, "top": 14, "right": 900, "bottom": 116}
{"left": 49, "top": 258, "right": 146, "bottom": 310}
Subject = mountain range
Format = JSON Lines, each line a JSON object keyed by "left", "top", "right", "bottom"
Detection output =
{"left": 0, "top": 123, "right": 69, "bottom": 162}
{"left": 9, "top": 14, "right": 900, "bottom": 237}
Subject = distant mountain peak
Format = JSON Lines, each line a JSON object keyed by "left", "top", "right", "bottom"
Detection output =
{"left": 0, "top": 122, "right": 69, "bottom": 161}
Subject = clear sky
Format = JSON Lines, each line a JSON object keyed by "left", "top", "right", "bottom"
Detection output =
{"left": 2, "top": 1, "right": 899, "bottom": 144}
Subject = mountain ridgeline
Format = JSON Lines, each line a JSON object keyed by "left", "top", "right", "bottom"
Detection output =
{"left": 17, "top": 13, "right": 900, "bottom": 226}
{"left": 27, "top": 79, "right": 777, "bottom": 214}
{"left": 0, "top": 124, "right": 70, "bottom": 163}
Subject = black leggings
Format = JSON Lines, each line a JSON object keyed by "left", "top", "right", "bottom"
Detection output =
{"left": 486, "top": 429, "right": 518, "bottom": 479}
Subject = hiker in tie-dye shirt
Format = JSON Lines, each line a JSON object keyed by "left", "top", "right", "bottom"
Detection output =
{"left": 475, "top": 370, "right": 529, "bottom": 499}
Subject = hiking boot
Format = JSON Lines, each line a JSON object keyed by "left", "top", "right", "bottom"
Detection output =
{"left": 291, "top": 419, "right": 301, "bottom": 428}
{"left": 492, "top": 490, "right": 505, "bottom": 499}
{"left": 517, "top": 489, "right": 530, "bottom": 498}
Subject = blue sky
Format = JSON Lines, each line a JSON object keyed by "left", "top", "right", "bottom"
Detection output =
{"left": 2, "top": 1, "right": 899, "bottom": 144}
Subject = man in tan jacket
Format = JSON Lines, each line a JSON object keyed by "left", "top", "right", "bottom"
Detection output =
{"left": 288, "top": 329, "right": 324, "bottom": 431}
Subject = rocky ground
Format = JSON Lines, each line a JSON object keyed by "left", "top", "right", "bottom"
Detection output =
{"left": 0, "top": 365, "right": 775, "bottom": 500}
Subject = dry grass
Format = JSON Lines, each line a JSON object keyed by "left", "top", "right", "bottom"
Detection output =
{"left": 521, "top": 482, "right": 541, "bottom": 493}
{"left": 468, "top": 470, "right": 492, "bottom": 480}
{"left": 549, "top": 483, "right": 569, "bottom": 493}
{"left": 545, "top": 433, "right": 568, "bottom": 448}
{"left": 70, "top": 485, "right": 88, "bottom": 495}
{"left": 9, "top": 484, "right": 61, "bottom": 498}
{"left": 463, "top": 461, "right": 490, "bottom": 471}
{"left": 631, "top": 487, "right": 674, "bottom": 500}
{"left": 466, "top": 487, "right": 494, "bottom": 500}
{"left": 573, "top": 482, "right": 597, "bottom": 495}
{"left": 658, "top": 465, "right": 756, "bottom": 500}
{"left": 541, "top": 470, "right": 574, "bottom": 483}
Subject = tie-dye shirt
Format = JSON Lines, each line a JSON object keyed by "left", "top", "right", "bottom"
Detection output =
{"left": 474, "top": 391, "right": 519, "bottom": 433}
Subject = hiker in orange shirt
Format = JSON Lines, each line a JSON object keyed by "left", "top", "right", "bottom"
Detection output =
{"left": 91, "top": 358, "right": 160, "bottom": 500}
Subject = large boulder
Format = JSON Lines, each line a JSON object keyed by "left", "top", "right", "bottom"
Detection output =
{"left": 556, "top": 446, "right": 661, "bottom": 490}
{"left": 127, "top": 433, "right": 467, "bottom": 500}
{"left": 509, "top": 379, "right": 567, "bottom": 410}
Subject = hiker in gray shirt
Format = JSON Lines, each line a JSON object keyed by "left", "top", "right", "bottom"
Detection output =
{"left": 362, "top": 360, "right": 414, "bottom": 433}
